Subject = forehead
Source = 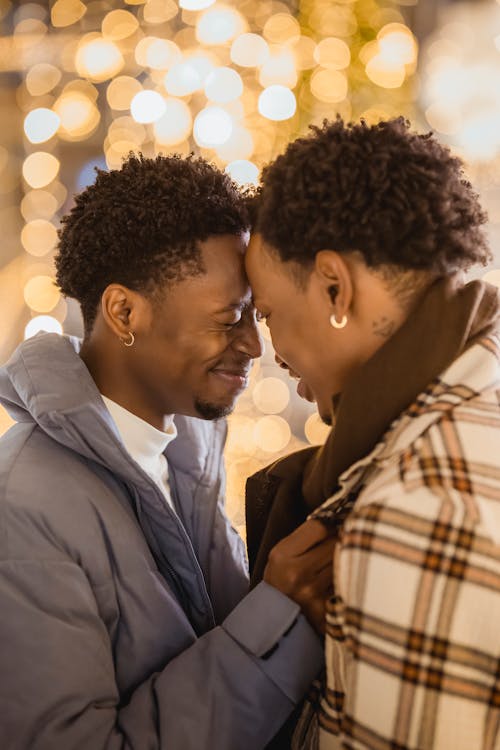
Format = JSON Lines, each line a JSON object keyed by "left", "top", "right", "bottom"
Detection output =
{"left": 246, "top": 234, "right": 290, "bottom": 300}
{"left": 246, "top": 234, "right": 272, "bottom": 281}
{"left": 173, "top": 233, "right": 251, "bottom": 309}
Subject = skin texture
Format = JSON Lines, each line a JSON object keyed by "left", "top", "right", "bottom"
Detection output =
{"left": 80, "top": 234, "right": 264, "bottom": 430}
{"left": 246, "top": 233, "right": 410, "bottom": 425}
{"left": 246, "top": 234, "right": 426, "bottom": 631}
{"left": 80, "top": 232, "right": 336, "bottom": 634}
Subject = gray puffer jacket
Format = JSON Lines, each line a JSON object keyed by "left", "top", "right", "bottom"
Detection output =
{"left": 0, "top": 333, "right": 322, "bottom": 750}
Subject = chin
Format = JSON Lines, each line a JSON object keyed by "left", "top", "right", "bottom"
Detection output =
{"left": 316, "top": 396, "right": 334, "bottom": 426}
{"left": 194, "top": 397, "right": 235, "bottom": 420}
{"left": 319, "top": 410, "right": 333, "bottom": 427}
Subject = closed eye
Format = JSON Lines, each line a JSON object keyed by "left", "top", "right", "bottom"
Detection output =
{"left": 222, "top": 318, "right": 241, "bottom": 329}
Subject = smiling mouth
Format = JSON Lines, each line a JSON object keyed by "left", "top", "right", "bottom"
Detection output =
{"left": 210, "top": 368, "right": 249, "bottom": 390}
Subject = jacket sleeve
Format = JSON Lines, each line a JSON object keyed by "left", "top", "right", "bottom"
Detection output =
{"left": 0, "top": 558, "right": 323, "bottom": 750}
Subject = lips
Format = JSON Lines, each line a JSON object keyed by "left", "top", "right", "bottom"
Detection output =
{"left": 211, "top": 367, "right": 250, "bottom": 390}
{"left": 297, "top": 378, "right": 315, "bottom": 402}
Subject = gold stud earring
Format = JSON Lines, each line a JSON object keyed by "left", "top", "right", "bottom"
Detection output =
{"left": 330, "top": 314, "right": 347, "bottom": 329}
{"left": 122, "top": 331, "right": 135, "bottom": 347}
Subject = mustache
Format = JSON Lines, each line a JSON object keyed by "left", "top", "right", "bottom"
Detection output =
{"left": 210, "top": 357, "right": 252, "bottom": 377}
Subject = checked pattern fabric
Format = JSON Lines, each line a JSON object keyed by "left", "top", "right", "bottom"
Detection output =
{"left": 302, "top": 335, "right": 500, "bottom": 750}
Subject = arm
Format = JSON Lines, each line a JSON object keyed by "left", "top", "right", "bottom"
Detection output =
{"left": 325, "top": 485, "right": 499, "bottom": 750}
{"left": 0, "top": 558, "right": 322, "bottom": 750}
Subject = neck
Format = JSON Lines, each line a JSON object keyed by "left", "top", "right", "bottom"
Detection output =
{"left": 80, "top": 339, "right": 168, "bottom": 431}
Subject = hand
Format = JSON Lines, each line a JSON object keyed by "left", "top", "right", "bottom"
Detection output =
{"left": 263, "top": 519, "right": 335, "bottom": 635}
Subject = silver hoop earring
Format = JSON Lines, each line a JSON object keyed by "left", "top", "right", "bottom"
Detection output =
{"left": 330, "top": 314, "right": 347, "bottom": 329}
{"left": 122, "top": 331, "right": 135, "bottom": 347}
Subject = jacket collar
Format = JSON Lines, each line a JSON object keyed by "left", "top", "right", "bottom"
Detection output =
{"left": 0, "top": 332, "right": 223, "bottom": 491}
{"left": 311, "top": 334, "right": 500, "bottom": 517}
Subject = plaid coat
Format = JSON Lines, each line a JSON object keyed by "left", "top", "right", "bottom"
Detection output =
{"left": 300, "top": 334, "right": 500, "bottom": 750}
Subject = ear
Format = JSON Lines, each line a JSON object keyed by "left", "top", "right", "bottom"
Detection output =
{"left": 100, "top": 284, "right": 153, "bottom": 341}
{"left": 314, "top": 250, "right": 353, "bottom": 317}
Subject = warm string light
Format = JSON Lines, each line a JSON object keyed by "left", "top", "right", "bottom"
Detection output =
{"left": 420, "top": 3, "right": 500, "bottom": 162}
{"left": 11, "top": 0, "right": 419, "bottom": 534}
{"left": 6, "top": 0, "right": 495, "bottom": 535}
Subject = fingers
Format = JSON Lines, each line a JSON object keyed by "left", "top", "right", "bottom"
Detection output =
{"left": 277, "top": 519, "right": 332, "bottom": 555}
{"left": 297, "top": 535, "right": 335, "bottom": 567}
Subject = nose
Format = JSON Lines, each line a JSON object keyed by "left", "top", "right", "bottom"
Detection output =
{"left": 232, "top": 314, "right": 264, "bottom": 360}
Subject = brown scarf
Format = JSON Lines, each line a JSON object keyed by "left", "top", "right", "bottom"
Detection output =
{"left": 302, "top": 275, "right": 500, "bottom": 507}
{"left": 246, "top": 277, "right": 500, "bottom": 585}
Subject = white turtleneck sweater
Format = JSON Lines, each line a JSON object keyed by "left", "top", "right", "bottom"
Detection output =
{"left": 102, "top": 395, "right": 178, "bottom": 512}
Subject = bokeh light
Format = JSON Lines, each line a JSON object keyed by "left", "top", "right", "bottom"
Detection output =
{"left": 102, "top": 9, "right": 139, "bottom": 40}
{"left": 8, "top": 0, "right": 498, "bottom": 538}
{"left": 363, "top": 23, "right": 417, "bottom": 89}
{"left": 154, "top": 98, "right": 193, "bottom": 145}
{"left": 310, "top": 69, "right": 348, "bottom": 103}
{"left": 24, "top": 108, "right": 61, "bottom": 144}
{"left": 205, "top": 67, "right": 243, "bottom": 104}
{"left": 164, "top": 60, "right": 203, "bottom": 96}
{"left": 21, "top": 190, "right": 59, "bottom": 222}
{"left": 23, "top": 275, "right": 60, "bottom": 313}
{"left": 258, "top": 85, "right": 296, "bottom": 121}
{"left": 483, "top": 269, "right": 500, "bottom": 288}
{"left": 21, "top": 219, "right": 58, "bottom": 257}
{"left": 259, "top": 49, "right": 297, "bottom": 88}
{"left": 53, "top": 90, "right": 100, "bottom": 141}
{"left": 107, "top": 76, "right": 143, "bottom": 111}
{"left": 75, "top": 35, "right": 124, "bottom": 82}
{"left": 25, "top": 63, "right": 62, "bottom": 96}
{"left": 225, "top": 159, "right": 259, "bottom": 186}
{"left": 143, "top": 0, "right": 178, "bottom": 25}
{"left": 263, "top": 13, "right": 300, "bottom": 45}
{"left": 193, "top": 106, "right": 233, "bottom": 147}
{"left": 254, "top": 415, "right": 291, "bottom": 453}
{"left": 0, "top": 406, "right": 15, "bottom": 439}
{"left": 231, "top": 33, "right": 269, "bottom": 67}
{"left": 180, "top": 0, "right": 215, "bottom": 9}
{"left": 131, "top": 90, "right": 167, "bottom": 124}
{"left": 216, "top": 126, "right": 254, "bottom": 162}
{"left": 22, "top": 152, "right": 60, "bottom": 189}
{"left": 314, "top": 37, "right": 351, "bottom": 70}
{"left": 196, "top": 5, "right": 246, "bottom": 46}
{"left": 252, "top": 377, "right": 290, "bottom": 414}
{"left": 304, "top": 412, "right": 331, "bottom": 445}
{"left": 135, "top": 37, "right": 182, "bottom": 70}
{"left": 24, "top": 315, "right": 63, "bottom": 339}
{"left": 51, "top": 0, "right": 86, "bottom": 28}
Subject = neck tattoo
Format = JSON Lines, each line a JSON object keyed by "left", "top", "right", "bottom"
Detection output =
{"left": 372, "top": 316, "right": 396, "bottom": 338}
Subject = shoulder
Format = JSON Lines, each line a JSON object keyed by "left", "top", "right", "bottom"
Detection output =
{"left": 0, "top": 424, "right": 137, "bottom": 571}
{"left": 342, "top": 381, "right": 500, "bottom": 553}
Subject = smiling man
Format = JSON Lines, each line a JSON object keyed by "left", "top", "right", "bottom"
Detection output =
{"left": 0, "top": 154, "right": 329, "bottom": 750}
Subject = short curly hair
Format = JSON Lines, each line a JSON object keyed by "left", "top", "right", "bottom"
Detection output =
{"left": 255, "top": 118, "right": 490, "bottom": 277}
{"left": 55, "top": 153, "right": 249, "bottom": 335}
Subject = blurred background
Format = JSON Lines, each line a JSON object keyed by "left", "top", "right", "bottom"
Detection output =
{"left": 1, "top": 0, "right": 499, "bottom": 535}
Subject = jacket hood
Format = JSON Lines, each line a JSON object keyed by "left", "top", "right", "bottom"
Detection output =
{"left": 0, "top": 332, "right": 222, "bottom": 488}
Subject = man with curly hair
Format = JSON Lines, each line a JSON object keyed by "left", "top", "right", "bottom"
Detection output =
{"left": 0, "top": 154, "right": 329, "bottom": 749}
{"left": 245, "top": 118, "right": 500, "bottom": 749}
